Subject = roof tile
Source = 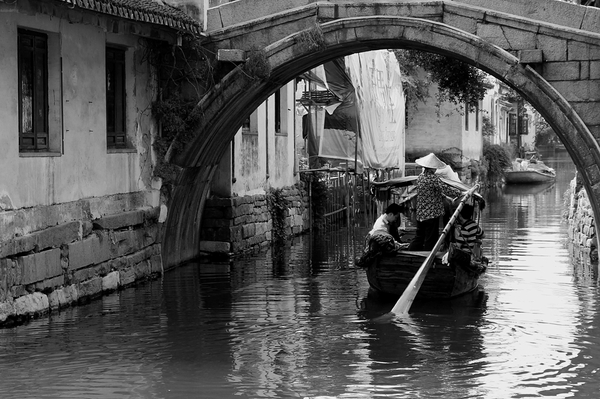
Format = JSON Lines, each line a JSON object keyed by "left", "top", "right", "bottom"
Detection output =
{"left": 56, "top": 0, "right": 201, "bottom": 35}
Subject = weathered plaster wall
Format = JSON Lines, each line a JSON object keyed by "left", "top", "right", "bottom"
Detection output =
{"left": 232, "top": 103, "right": 266, "bottom": 196}
{"left": 0, "top": 13, "right": 156, "bottom": 209}
{"left": 0, "top": 9, "right": 163, "bottom": 326}
{"left": 405, "top": 85, "right": 464, "bottom": 160}
{"left": 270, "top": 84, "right": 297, "bottom": 189}
{"left": 461, "top": 109, "right": 484, "bottom": 161}
{"left": 228, "top": 82, "right": 298, "bottom": 197}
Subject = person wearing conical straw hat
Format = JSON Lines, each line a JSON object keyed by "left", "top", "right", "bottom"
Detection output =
{"left": 408, "top": 153, "right": 462, "bottom": 251}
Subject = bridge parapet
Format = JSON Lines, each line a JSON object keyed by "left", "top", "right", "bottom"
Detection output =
{"left": 207, "top": 0, "right": 600, "bottom": 35}
{"left": 205, "top": 0, "right": 600, "bottom": 68}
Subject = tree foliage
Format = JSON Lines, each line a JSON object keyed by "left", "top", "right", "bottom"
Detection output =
{"left": 483, "top": 141, "right": 513, "bottom": 186}
{"left": 532, "top": 110, "right": 558, "bottom": 147}
{"left": 394, "top": 50, "right": 489, "bottom": 116}
{"left": 482, "top": 115, "right": 496, "bottom": 137}
{"left": 145, "top": 36, "right": 214, "bottom": 201}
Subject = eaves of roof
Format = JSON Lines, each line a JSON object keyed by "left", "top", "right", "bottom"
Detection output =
{"left": 56, "top": 0, "right": 202, "bottom": 36}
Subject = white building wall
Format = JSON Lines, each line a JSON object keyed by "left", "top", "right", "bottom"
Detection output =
{"left": 406, "top": 81, "right": 483, "bottom": 161}
{"left": 481, "top": 79, "right": 512, "bottom": 147}
{"left": 461, "top": 104, "right": 484, "bottom": 161}
{"left": 0, "top": 12, "right": 157, "bottom": 215}
{"left": 405, "top": 83, "right": 463, "bottom": 159}
{"left": 223, "top": 81, "right": 297, "bottom": 197}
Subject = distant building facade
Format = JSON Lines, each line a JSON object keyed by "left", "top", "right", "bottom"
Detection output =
{"left": 404, "top": 71, "right": 484, "bottom": 163}
{"left": 481, "top": 78, "right": 536, "bottom": 153}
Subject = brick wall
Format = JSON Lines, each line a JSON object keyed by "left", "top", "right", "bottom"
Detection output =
{"left": 200, "top": 184, "right": 309, "bottom": 255}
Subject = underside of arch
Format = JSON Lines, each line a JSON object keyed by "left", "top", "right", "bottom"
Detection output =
{"left": 162, "top": 16, "right": 600, "bottom": 267}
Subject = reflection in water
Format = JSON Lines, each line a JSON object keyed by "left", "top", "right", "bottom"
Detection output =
{"left": 3, "top": 154, "right": 600, "bottom": 398}
{"left": 501, "top": 181, "right": 555, "bottom": 196}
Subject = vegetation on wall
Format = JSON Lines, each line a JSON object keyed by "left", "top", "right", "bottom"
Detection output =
{"left": 145, "top": 37, "right": 217, "bottom": 201}
{"left": 152, "top": 97, "right": 202, "bottom": 194}
{"left": 482, "top": 115, "right": 496, "bottom": 137}
{"left": 242, "top": 49, "right": 272, "bottom": 81}
{"left": 267, "top": 188, "right": 289, "bottom": 242}
{"left": 146, "top": 38, "right": 276, "bottom": 202}
{"left": 297, "top": 25, "right": 326, "bottom": 53}
{"left": 300, "top": 172, "right": 328, "bottom": 232}
{"left": 482, "top": 141, "right": 513, "bottom": 187}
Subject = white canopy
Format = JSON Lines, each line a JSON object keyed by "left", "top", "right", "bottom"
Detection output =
{"left": 346, "top": 50, "right": 405, "bottom": 170}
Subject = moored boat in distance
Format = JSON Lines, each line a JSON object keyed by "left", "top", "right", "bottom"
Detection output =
{"left": 504, "top": 158, "right": 556, "bottom": 184}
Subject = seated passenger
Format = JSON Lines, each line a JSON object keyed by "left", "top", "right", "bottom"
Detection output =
{"left": 453, "top": 204, "right": 485, "bottom": 258}
{"left": 369, "top": 203, "right": 404, "bottom": 242}
{"left": 356, "top": 203, "right": 409, "bottom": 268}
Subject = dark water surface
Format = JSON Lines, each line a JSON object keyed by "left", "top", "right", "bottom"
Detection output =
{"left": 3, "top": 153, "right": 600, "bottom": 398}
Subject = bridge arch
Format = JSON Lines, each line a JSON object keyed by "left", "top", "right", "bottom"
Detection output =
{"left": 162, "top": 16, "right": 600, "bottom": 266}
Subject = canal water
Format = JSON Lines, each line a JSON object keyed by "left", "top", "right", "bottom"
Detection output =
{"left": 2, "top": 152, "right": 600, "bottom": 398}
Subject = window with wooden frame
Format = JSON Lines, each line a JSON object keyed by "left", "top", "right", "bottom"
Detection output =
{"left": 106, "top": 46, "right": 126, "bottom": 148}
{"left": 509, "top": 113, "right": 517, "bottom": 136}
{"left": 519, "top": 115, "right": 529, "bottom": 135}
{"left": 18, "top": 29, "right": 48, "bottom": 152}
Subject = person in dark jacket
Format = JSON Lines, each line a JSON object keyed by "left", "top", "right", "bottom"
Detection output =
{"left": 408, "top": 153, "right": 461, "bottom": 251}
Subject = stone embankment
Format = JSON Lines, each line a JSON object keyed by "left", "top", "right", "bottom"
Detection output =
{"left": 0, "top": 184, "right": 310, "bottom": 327}
{"left": 200, "top": 184, "right": 309, "bottom": 256}
{"left": 566, "top": 174, "right": 598, "bottom": 261}
{"left": 0, "top": 193, "right": 162, "bottom": 327}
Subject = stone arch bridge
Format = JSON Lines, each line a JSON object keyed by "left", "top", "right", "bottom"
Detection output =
{"left": 163, "top": 0, "right": 600, "bottom": 267}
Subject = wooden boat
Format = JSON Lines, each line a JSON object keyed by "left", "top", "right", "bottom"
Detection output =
{"left": 504, "top": 158, "right": 556, "bottom": 184}
{"left": 365, "top": 250, "right": 486, "bottom": 300}
{"left": 365, "top": 175, "right": 487, "bottom": 301}
{"left": 504, "top": 169, "right": 556, "bottom": 184}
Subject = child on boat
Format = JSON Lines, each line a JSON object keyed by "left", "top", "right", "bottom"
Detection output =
{"left": 453, "top": 204, "right": 485, "bottom": 259}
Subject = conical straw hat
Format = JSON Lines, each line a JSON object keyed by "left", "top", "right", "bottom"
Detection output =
{"left": 415, "top": 153, "right": 446, "bottom": 169}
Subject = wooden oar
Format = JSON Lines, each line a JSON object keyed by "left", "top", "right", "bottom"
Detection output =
{"left": 390, "top": 184, "right": 480, "bottom": 315}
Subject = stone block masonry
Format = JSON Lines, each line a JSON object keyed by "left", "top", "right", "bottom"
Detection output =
{"left": 566, "top": 174, "right": 598, "bottom": 261}
{"left": 0, "top": 195, "right": 163, "bottom": 327}
{"left": 200, "top": 184, "right": 310, "bottom": 256}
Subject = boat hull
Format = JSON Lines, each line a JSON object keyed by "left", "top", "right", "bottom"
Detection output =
{"left": 365, "top": 251, "right": 482, "bottom": 299}
{"left": 504, "top": 169, "right": 556, "bottom": 184}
